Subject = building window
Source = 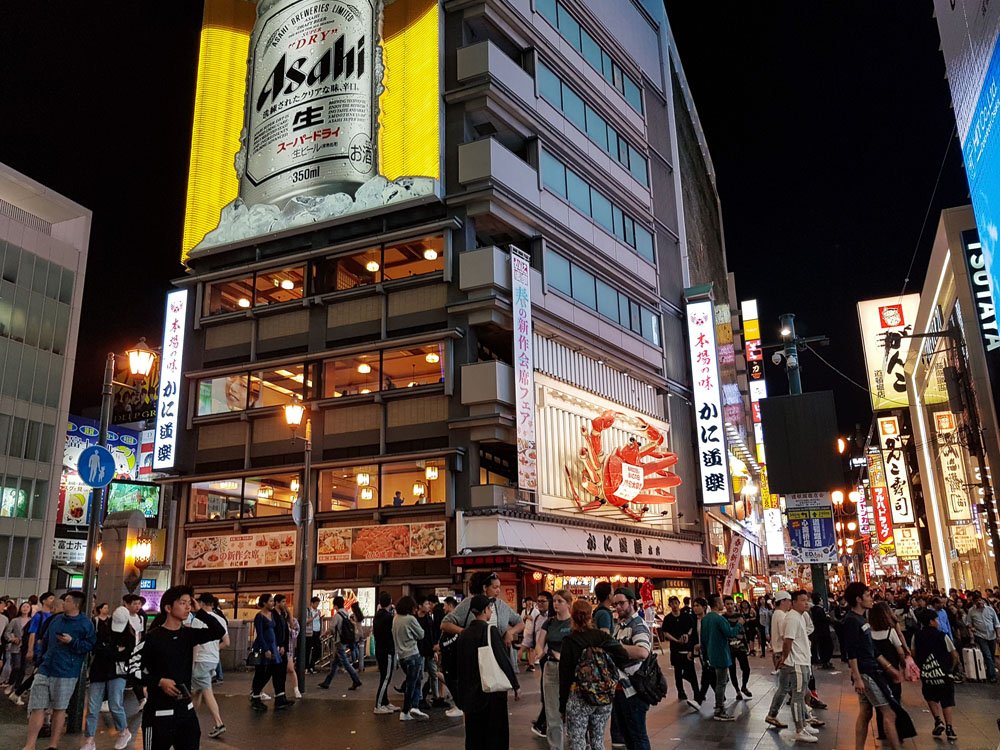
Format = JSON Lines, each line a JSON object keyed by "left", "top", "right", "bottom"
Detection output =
{"left": 254, "top": 266, "right": 305, "bottom": 306}
{"left": 248, "top": 364, "right": 308, "bottom": 409}
{"left": 313, "top": 246, "right": 381, "bottom": 294}
{"left": 0, "top": 476, "right": 28, "bottom": 518}
{"left": 197, "top": 374, "right": 250, "bottom": 415}
{"left": 382, "top": 459, "right": 446, "bottom": 507}
{"left": 318, "top": 464, "right": 380, "bottom": 512}
{"left": 189, "top": 479, "right": 243, "bottom": 521}
{"left": 383, "top": 342, "right": 445, "bottom": 389}
{"left": 383, "top": 236, "right": 445, "bottom": 281}
{"left": 324, "top": 352, "right": 380, "bottom": 398}
{"left": 188, "top": 474, "right": 298, "bottom": 522}
{"left": 204, "top": 275, "right": 254, "bottom": 316}
{"left": 203, "top": 264, "right": 304, "bottom": 316}
{"left": 570, "top": 265, "right": 596, "bottom": 310}
{"left": 546, "top": 252, "right": 571, "bottom": 295}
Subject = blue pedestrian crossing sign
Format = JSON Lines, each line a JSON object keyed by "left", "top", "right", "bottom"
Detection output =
{"left": 77, "top": 445, "right": 116, "bottom": 488}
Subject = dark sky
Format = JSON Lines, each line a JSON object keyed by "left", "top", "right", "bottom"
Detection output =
{"left": 0, "top": 2, "right": 973, "bottom": 434}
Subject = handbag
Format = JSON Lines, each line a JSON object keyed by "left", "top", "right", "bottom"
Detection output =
{"left": 478, "top": 626, "right": 513, "bottom": 693}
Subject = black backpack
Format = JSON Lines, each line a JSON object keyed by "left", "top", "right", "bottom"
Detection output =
{"left": 629, "top": 653, "right": 668, "bottom": 705}
{"left": 339, "top": 612, "right": 356, "bottom": 645}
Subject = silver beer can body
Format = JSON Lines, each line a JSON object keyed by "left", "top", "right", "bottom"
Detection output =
{"left": 240, "top": 0, "right": 378, "bottom": 207}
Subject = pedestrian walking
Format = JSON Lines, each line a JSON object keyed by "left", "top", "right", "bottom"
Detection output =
{"left": 440, "top": 596, "right": 464, "bottom": 717}
{"left": 772, "top": 591, "right": 822, "bottom": 743}
{"left": 757, "top": 597, "right": 772, "bottom": 657}
{"left": 83, "top": 601, "right": 133, "bottom": 750}
{"left": 659, "top": 596, "right": 698, "bottom": 701}
{"left": 722, "top": 595, "right": 752, "bottom": 698}
{"left": 696, "top": 594, "right": 743, "bottom": 722}
{"left": 190, "top": 593, "right": 229, "bottom": 738}
{"left": 305, "top": 597, "right": 322, "bottom": 674}
{"left": 274, "top": 595, "right": 300, "bottom": 698}
{"left": 809, "top": 593, "right": 834, "bottom": 669}
{"left": 913, "top": 607, "right": 959, "bottom": 741}
{"left": 1, "top": 601, "right": 31, "bottom": 689}
{"left": 317, "top": 596, "right": 363, "bottom": 690}
{"left": 558, "top": 599, "right": 627, "bottom": 750}
{"left": 22, "top": 591, "right": 95, "bottom": 750}
{"left": 454, "top": 594, "right": 520, "bottom": 750}
{"left": 609, "top": 587, "right": 652, "bottom": 750}
{"left": 968, "top": 592, "right": 1000, "bottom": 682}
{"left": 529, "top": 591, "right": 553, "bottom": 737}
{"left": 393, "top": 595, "right": 428, "bottom": 721}
{"left": 533, "top": 589, "right": 573, "bottom": 750}
{"left": 415, "top": 596, "right": 441, "bottom": 708}
{"left": 115, "top": 595, "right": 147, "bottom": 710}
{"left": 250, "top": 594, "right": 291, "bottom": 712}
{"left": 137, "top": 586, "right": 226, "bottom": 750}
{"left": 372, "top": 591, "right": 399, "bottom": 714}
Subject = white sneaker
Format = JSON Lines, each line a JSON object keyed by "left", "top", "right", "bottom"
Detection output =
{"left": 14, "top": 693, "right": 25, "bottom": 706}
{"left": 114, "top": 729, "right": 133, "bottom": 750}
{"left": 399, "top": 711, "right": 413, "bottom": 721}
{"left": 445, "top": 706, "right": 464, "bottom": 718}
{"left": 802, "top": 725, "right": 819, "bottom": 736}
{"left": 261, "top": 692, "right": 272, "bottom": 700}
{"left": 409, "top": 708, "right": 430, "bottom": 720}
{"left": 793, "top": 731, "right": 818, "bottom": 743}
{"left": 374, "top": 705, "right": 395, "bottom": 714}
{"left": 81, "top": 738, "right": 96, "bottom": 750}
{"left": 8, "top": 691, "right": 19, "bottom": 703}
{"left": 386, "top": 703, "right": 401, "bottom": 712}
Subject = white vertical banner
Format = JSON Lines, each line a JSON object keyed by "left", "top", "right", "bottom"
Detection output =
{"left": 935, "top": 412, "right": 973, "bottom": 521}
{"left": 511, "top": 249, "right": 537, "bottom": 491}
{"left": 857, "top": 294, "right": 921, "bottom": 411}
{"left": 152, "top": 290, "right": 188, "bottom": 471}
{"left": 687, "top": 298, "right": 730, "bottom": 505}
{"left": 877, "top": 416, "right": 915, "bottom": 524}
{"left": 722, "top": 533, "right": 745, "bottom": 595}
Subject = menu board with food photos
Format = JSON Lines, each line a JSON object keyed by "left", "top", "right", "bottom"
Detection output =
{"left": 316, "top": 522, "right": 446, "bottom": 564}
{"left": 185, "top": 532, "right": 296, "bottom": 570}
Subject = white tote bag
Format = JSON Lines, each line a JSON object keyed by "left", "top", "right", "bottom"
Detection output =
{"left": 478, "top": 625, "right": 513, "bottom": 693}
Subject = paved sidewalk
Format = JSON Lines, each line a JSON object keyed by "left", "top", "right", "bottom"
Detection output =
{"left": 4, "top": 654, "right": 1000, "bottom": 749}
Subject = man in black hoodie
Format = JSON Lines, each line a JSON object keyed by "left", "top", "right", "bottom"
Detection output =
{"left": 372, "top": 592, "right": 398, "bottom": 714}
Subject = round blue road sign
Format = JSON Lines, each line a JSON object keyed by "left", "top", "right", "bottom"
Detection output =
{"left": 77, "top": 445, "right": 116, "bottom": 488}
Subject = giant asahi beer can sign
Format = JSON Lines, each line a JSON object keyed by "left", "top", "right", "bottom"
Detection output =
{"left": 241, "top": 0, "right": 378, "bottom": 206}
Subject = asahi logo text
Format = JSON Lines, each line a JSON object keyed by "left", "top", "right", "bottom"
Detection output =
{"left": 256, "top": 32, "right": 366, "bottom": 113}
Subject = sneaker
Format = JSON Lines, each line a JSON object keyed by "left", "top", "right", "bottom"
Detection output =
{"left": 445, "top": 706, "right": 464, "bottom": 718}
{"left": 802, "top": 725, "right": 819, "bottom": 736}
{"left": 8, "top": 691, "right": 19, "bottom": 704}
{"left": 713, "top": 711, "right": 736, "bottom": 722}
{"left": 409, "top": 708, "right": 429, "bottom": 720}
{"left": 207, "top": 724, "right": 226, "bottom": 738}
{"left": 348, "top": 682, "right": 362, "bottom": 691}
{"left": 531, "top": 725, "right": 547, "bottom": 738}
{"left": 374, "top": 705, "right": 395, "bottom": 714}
{"left": 250, "top": 698, "right": 267, "bottom": 712}
{"left": 101, "top": 701, "right": 111, "bottom": 713}
{"left": 399, "top": 711, "right": 413, "bottom": 721}
{"left": 526, "top": 664, "right": 536, "bottom": 672}
{"left": 685, "top": 698, "right": 701, "bottom": 711}
{"left": 114, "top": 729, "right": 133, "bottom": 749}
{"left": 932, "top": 721, "right": 945, "bottom": 737}
{"left": 765, "top": 715, "right": 788, "bottom": 729}
{"left": 741, "top": 686, "right": 753, "bottom": 698}
{"left": 82, "top": 738, "right": 96, "bottom": 750}
{"left": 611, "top": 744, "right": 626, "bottom": 749}
{"left": 807, "top": 718, "right": 826, "bottom": 728}
{"left": 793, "top": 731, "right": 818, "bottom": 743}
{"left": 946, "top": 725, "right": 957, "bottom": 741}
{"left": 734, "top": 692, "right": 745, "bottom": 700}
{"left": 13, "top": 694, "right": 25, "bottom": 706}
{"left": 317, "top": 682, "right": 330, "bottom": 690}
{"left": 274, "top": 698, "right": 293, "bottom": 710}
{"left": 807, "top": 695, "right": 827, "bottom": 710}
{"left": 386, "top": 703, "right": 401, "bottom": 712}
{"left": 261, "top": 692, "right": 272, "bottom": 701}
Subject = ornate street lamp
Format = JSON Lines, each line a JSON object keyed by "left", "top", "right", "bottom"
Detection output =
{"left": 285, "top": 398, "right": 312, "bottom": 695}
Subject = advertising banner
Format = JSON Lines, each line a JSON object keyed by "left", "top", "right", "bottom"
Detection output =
{"left": 153, "top": 290, "right": 188, "bottom": 471}
{"left": 856, "top": 484, "right": 871, "bottom": 539}
{"left": 952, "top": 523, "right": 980, "bottom": 553}
{"left": 935, "top": 411, "right": 974, "bottom": 521}
{"left": 877, "top": 416, "right": 915, "bottom": 524}
{"left": 857, "top": 295, "right": 921, "bottom": 411}
{"left": 511, "top": 249, "right": 537, "bottom": 491}
{"left": 867, "top": 451, "right": 896, "bottom": 557}
{"left": 723, "top": 534, "right": 746, "bottom": 595}
{"left": 687, "top": 298, "right": 731, "bottom": 505}
{"left": 316, "top": 522, "right": 446, "bottom": 563}
{"left": 785, "top": 491, "right": 837, "bottom": 564}
{"left": 185, "top": 531, "right": 296, "bottom": 570}
{"left": 894, "top": 526, "right": 922, "bottom": 560}
{"left": 51, "top": 537, "right": 88, "bottom": 565}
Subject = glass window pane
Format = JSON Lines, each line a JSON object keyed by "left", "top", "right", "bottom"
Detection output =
{"left": 59, "top": 268, "right": 74, "bottom": 304}
{"left": 382, "top": 459, "right": 446, "bottom": 507}
{"left": 623, "top": 75, "right": 643, "bottom": 113}
{"left": 2, "top": 245, "right": 18, "bottom": 283}
{"left": 622, "top": 216, "right": 635, "bottom": 247}
{"left": 249, "top": 364, "right": 306, "bottom": 409}
{"left": 204, "top": 276, "right": 253, "bottom": 316}
{"left": 31, "top": 351, "right": 50, "bottom": 406}
{"left": 630, "top": 301, "right": 642, "bottom": 334}
{"left": 9, "top": 418, "right": 24, "bottom": 459}
{"left": 16, "top": 350, "right": 35, "bottom": 402}
{"left": 189, "top": 479, "right": 243, "bottom": 521}
{"left": 23, "top": 421, "right": 40, "bottom": 461}
{"left": 618, "top": 293, "right": 631, "bottom": 328}
{"left": 25, "top": 292, "right": 41, "bottom": 349}
{"left": 590, "top": 190, "right": 614, "bottom": 233}
{"left": 254, "top": 265, "right": 305, "bottom": 307}
{"left": 612, "top": 205, "right": 625, "bottom": 241}
{"left": 45, "top": 263, "right": 61, "bottom": 302}
{"left": 536, "top": 0, "right": 557, "bottom": 26}
{"left": 38, "top": 298, "right": 56, "bottom": 352}
{"left": 45, "top": 358, "right": 63, "bottom": 408}
{"left": 197, "top": 374, "right": 249, "bottom": 415}
{"left": 540, "top": 150, "right": 567, "bottom": 197}
{"left": 642, "top": 307, "right": 661, "bottom": 346}
{"left": 8, "top": 536, "right": 24, "bottom": 573}
{"left": 52, "top": 305, "right": 70, "bottom": 355}
{"left": 318, "top": 464, "right": 379, "bottom": 512}
{"left": 629, "top": 148, "right": 648, "bottom": 185}
{"left": 30, "top": 480, "right": 47, "bottom": 520}
{"left": 242, "top": 474, "right": 297, "bottom": 519}
{"left": 581, "top": 29, "right": 602, "bottom": 71}
{"left": 536, "top": 61, "right": 561, "bottom": 107}
{"left": 18, "top": 254, "right": 34, "bottom": 293}
{"left": 1, "top": 478, "right": 27, "bottom": 518}
{"left": 585, "top": 106, "right": 608, "bottom": 151}
{"left": 383, "top": 235, "right": 444, "bottom": 282}
{"left": 31, "top": 258, "right": 48, "bottom": 294}
{"left": 596, "top": 280, "right": 619, "bottom": 322}
{"left": 566, "top": 170, "right": 590, "bottom": 214}
{"left": 617, "top": 136, "right": 631, "bottom": 168}
{"left": 562, "top": 86, "right": 586, "bottom": 131}
{"left": 383, "top": 342, "right": 444, "bottom": 390}
{"left": 635, "top": 225, "right": 655, "bottom": 262}
{"left": 570, "top": 265, "right": 596, "bottom": 309}
{"left": 23, "top": 537, "right": 40, "bottom": 578}
{"left": 313, "top": 246, "right": 381, "bottom": 293}
{"left": 546, "top": 251, "right": 572, "bottom": 295}
{"left": 0, "top": 414, "right": 10, "bottom": 456}
{"left": 11, "top": 285, "right": 28, "bottom": 343}
{"left": 38, "top": 424, "right": 54, "bottom": 463}
{"left": 601, "top": 52, "right": 614, "bottom": 83}
{"left": 323, "top": 352, "right": 379, "bottom": 398}
{"left": 557, "top": 3, "right": 581, "bottom": 50}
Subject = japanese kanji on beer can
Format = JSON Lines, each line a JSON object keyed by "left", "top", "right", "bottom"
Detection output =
{"left": 239, "top": 0, "right": 378, "bottom": 207}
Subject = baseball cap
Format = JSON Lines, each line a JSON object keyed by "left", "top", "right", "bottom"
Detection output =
{"left": 774, "top": 591, "right": 791, "bottom": 602}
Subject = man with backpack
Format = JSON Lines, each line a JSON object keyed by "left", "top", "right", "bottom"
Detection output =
{"left": 610, "top": 588, "right": 653, "bottom": 750}
{"left": 318, "top": 596, "right": 362, "bottom": 690}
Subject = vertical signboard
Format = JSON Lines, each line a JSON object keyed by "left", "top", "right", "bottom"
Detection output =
{"left": 877, "top": 416, "right": 915, "bottom": 524}
{"left": 961, "top": 229, "right": 1000, "bottom": 406}
{"left": 935, "top": 411, "right": 973, "bottom": 521}
{"left": 857, "top": 295, "right": 921, "bottom": 411}
{"left": 152, "top": 290, "right": 188, "bottom": 471}
{"left": 867, "top": 451, "right": 896, "bottom": 557}
{"left": 722, "top": 533, "right": 745, "bottom": 595}
{"left": 785, "top": 491, "right": 837, "bottom": 564}
{"left": 511, "top": 250, "right": 537, "bottom": 491}
{"left": 687, "top": 298, "right": 731, "bottom": 505}
{"left": 856, "top": 484, "right": 871, "bottom": 539}
{"left": 894, "top": 526, "right": 922, "bottom": 560}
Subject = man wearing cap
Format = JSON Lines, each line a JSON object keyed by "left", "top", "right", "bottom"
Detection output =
{"left": 765, "top": 591, "right": 794, "bottom": 727}
{"left": 611, "top": 588, "right": 653, "bottom": 749}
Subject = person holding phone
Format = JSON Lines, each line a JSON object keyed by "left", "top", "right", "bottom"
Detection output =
{"left": 138, "top": 586, "right": 225, "bottom": 750}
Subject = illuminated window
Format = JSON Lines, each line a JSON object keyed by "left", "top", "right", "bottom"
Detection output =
{"left": 248, "top": 364, "right": 307, "bottom": 409}
{"left": 197, "top": 374, "right": 250, "bottom": 415}
{"left": 203, "top": 264, "right": 304, "bottom": 315}
{"left": 242, "top": 474, "right": 298, "bottom": 519}
{"left": 318, "top": 464, "right": 379, "bottom": 512}
{"left": 323, "top": 353, "right": 380, "bottom": 398}
{"left": 383, "top": 236, "right": 444, "bottom": 281}
{"left": 255, "top": 266, "right": 305, "bottom": 306}
{"left": 382, "top": 459, "right": 446, "bottom": 507}
{"left": 313, "top": 247, "right": 381, "bottom": 294}
{"left": 189, "top": 479, "right": 243, "bottom": 521}
{"left": 383, "top": 342, "right": 444, "bottom": 389}
{"left": 204, "top": 275, "right": 254, "bottom": 315}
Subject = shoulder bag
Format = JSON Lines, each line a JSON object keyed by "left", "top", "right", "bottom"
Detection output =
{"left": 479, "top": 626, "right": 513, "bottom": 693}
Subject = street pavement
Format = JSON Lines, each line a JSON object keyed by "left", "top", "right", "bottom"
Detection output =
{"left": 4, "top": 653, "right": 1000, "bottom": 750}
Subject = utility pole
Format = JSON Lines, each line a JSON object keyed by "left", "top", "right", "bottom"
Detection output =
{"left": 779, "top": 313, "right": 830, "bottom": 607}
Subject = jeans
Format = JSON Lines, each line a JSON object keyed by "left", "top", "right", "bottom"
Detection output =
{"left": 306, "top": 632, "right": 322, "bottom": 670}
{"left": 611, "top": 690, "right": 650, "bottom": 750}
{"left": 670, "top": 656, "right": 698, "bottom": 697}
{"left": 542, "top": 660, "right": 563, "bottom": 750}
{"left": 421, "top": 654, "right": 439, "bottom": 701}
{"left": 975, "top": 636, "right": 998, "bottom": 680}
{"left": 86, "top": 677, "right": 127, "bottom": 737}
{"left": 728, "top": 651, "right": 751, "bottom": 691}
{"left": 400, "top": 654, "right": 423, "bottom": 713}
{"left": 214, "top": 661, "right": 223, "bottom": 682}
{"left": 712, "top": 666, "right": 729, "bottom": 711}
{"left": 321, "top": 643, "right": 362, "bottom": 686}
{"left": 767, "top": 665, "right": 795, "bottom": 718}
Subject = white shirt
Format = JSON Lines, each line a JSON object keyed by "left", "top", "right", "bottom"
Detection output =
{"left": 784, "top": 610, "right": 811, "bottom": 668}
{"left": 770, "top": 608, "right": 788, "bottom": 653}
{"left": 192, "top": 611, "right": 228, "bottom": 664}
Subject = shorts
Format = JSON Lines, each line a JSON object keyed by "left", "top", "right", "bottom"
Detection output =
{"left": 28, "top": 673, "right": 78, "bottom": 711}
{"left": 921, "top": 681, "right": 956, "bottom": 708}
{"left": 856, "top": 673, "right": 889, "bottom": 708}
{"left": 191, "top": 662, "right": 216, "bottom": 691}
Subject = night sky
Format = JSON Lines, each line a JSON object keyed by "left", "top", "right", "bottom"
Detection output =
{"left": 0, "top": 2, "right": 973, "bottom": 434}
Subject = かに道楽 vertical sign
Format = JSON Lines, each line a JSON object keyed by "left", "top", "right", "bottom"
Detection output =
{"left": 511, "top": 249, "right": 537, "bottom": 491}
{"left": 152, "top": 290, "right": 188, "bottom": 471}
{"left": 687, "top": 298, "right": 730, "bottom": 505}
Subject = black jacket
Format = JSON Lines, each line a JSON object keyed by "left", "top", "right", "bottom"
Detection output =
{"left": 140, "top": 610, "right": 225, "bottom": 713}
{"left": 455, "top": 620, "right": 519, "bottom": 713}
{"left": 373, "top": 607, "right": 394, "bottom": 655}
{"left": 558, "top": 628, "right": 628, "bottom": 714}
{"left": 273, "top": 611, "right": 290, "bottom": 650}
{"left": 88, "top": 617, "right": 133, "bottom": 683}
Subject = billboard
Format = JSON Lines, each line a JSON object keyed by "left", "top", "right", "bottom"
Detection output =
{"left": 867, "top": 450, "right": 896, "bottom": 557}
{"left": 877, "top": 416, "right": 915, "bottom": 524}
{"left": 935, "top": 1, "right": 1000, "bottom": 317}
{"left": 152, "top": 290, "right": 188, "bottom": 471}
{"left": 785, "top": 491, "right": 837, "bottom": 564}
{"left": 511, "top": 250, "right": 537, "bottom": 491}
{"left": 857, "top": 294, "right": 921, "bottom": 411}
{"left": 106, "top": 481, "right": 161, "bottom": 519}
{"left": 182, "top": 0, "right": 442, "bottom": 260}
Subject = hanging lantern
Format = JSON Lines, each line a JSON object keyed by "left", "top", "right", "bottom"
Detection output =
{"left": 425, "top": 466, "right": 439, "bottom": 481}
{"left": 356, "top": 472, "right": 371, "bottom": 487}
{"left": 360, "top": 487, "right": 374, "bottom": 501}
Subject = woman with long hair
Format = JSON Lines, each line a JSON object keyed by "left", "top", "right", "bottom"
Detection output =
{"left": 1, "top": 602, "right": 31, "bottom": 688}
{"left": 558, "top": 600, "right": 627, "bottom": 750}
{"left": 870, "top": 600, "right": 906, "bottom": 741}
{"left": 534, "top": 590, "right": 574, "bottom": 750}
{"left": 740, "top": 599, "right": 758, "bottom": 656}
{"left": 350, "top": 601, "right": 365, "bottom": 669}
{"left": 250, "top": 594, "right": 291, "bottom": 712}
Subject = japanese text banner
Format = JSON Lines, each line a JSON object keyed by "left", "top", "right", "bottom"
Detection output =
{"left": 857, "top": 294, "right": 920, "bottom": 411}
{"left": 687, "top": 299, "right": 731, "bottom": 505}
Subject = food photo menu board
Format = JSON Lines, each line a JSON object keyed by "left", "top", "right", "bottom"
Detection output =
{"left": 317, "top": 522, "right": 446, "bottom": 563}
{"left": 185, "top": 531, "right": 296, "bottom": 570}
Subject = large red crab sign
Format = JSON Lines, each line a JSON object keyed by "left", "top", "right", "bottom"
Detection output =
{"left": 564, "top": 410, "right": 682, "bottom": 522}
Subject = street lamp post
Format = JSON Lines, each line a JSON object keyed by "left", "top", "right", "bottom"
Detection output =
{"left": 284, "top": 399, "right": 313, "bottom": 695}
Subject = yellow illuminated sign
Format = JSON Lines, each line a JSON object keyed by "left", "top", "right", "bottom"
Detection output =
{"left": 181, "top": 0, "right": 442, "bottom": 263}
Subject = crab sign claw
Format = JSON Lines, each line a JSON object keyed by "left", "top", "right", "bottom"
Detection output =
{"left": 636, "top": 417, "right": 665, "bottom": 456}
{"left": 641, "top": 457, "right": 678, "bottom": 476}
{"left": 633, "top": 491, "right": 676, "bottom": 504}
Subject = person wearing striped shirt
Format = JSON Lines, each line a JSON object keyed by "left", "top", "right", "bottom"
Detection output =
{"left": 610, "top": 588, "right": 652, "bottom": 750}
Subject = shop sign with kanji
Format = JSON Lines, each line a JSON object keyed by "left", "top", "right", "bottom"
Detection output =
{"left": 152, "top": 290, "right": 188, "bottom": 471}
{"left": 877, "top": 416, "right": 915, "bottom": 524}
{"left": 511, "top": 250, "right": 537, "bottom": 491}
